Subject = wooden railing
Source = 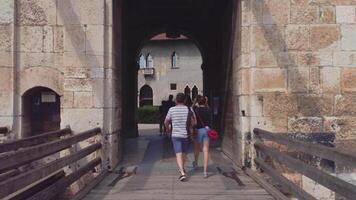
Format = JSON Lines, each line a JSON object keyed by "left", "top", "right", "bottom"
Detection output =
{"left": 253, "top": 128, "right": 356, "bottom": 200}
{"left": 0, "top": 127, "right": 104, "bottom": 200}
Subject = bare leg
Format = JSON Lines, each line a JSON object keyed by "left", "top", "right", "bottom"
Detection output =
{"left": 194, "top": 142, "right": 200, "bottom": 163}
{"left": 202, "top": 140, "right": 209, "bottom": 173}
{"left": 176, "top": 153, "right": 185, "bottom": 175}
{"left": 182, "top": 153, "right": 186, "bottom": 167}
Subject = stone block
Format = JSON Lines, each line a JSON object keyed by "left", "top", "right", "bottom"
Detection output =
{"left": 103, "top": 133, "right": 120, "bottom": 169}
{"left": 250, "top": 95, "right": 263, "bottom": 117}
{"left": 336, "top": 6, "right": 355, "bottom": 24}
{"left": 251, "top": 0, "right": 263, "bottom": 24}
{"left": 0, "top": 52, "right": 13, "bottom": 67}
{"left": 288, "top": 117, "right": 323, "bottom": 133}
{"left": 63, "top": 52, "right": 104, "bottom": 68}
{"left": 54, "top": 26, "right": 64, "bottom": 53}
{"left": 319, "top": 6, "right": 336, "bottom": 24}
{"left": 63, "top": 25, "right": 86, "bottom": 53}
{"left": 252, "top": 25, "right": 285, "bottom": 51}
{"left": 310, "top": 25, "right": 340, "bottom": 51}
{"left": 0, "top": 91, "right": 12, "bottom": 115}
{"left": 298, "top": 52, "right": 333, "bottom": 67}
{"left": 296, "top": 94, "right": 334, "bottom": 116}
{"left": 60, "top": 108, "right": 103, "bottom": 132}
{"left": 278, "top": 52, "right": 298, "bottom": 67}
{"left": 19, "top": 26, "right": 43, "bottom": 52}
{"left": 324, "top": 117, "right": 356, "bottom": 140}
{"left": 238, "top": 54, "right": 251, "bottom": 68}
{"left": 286, "top": 25, "right": 309, "bottom": 50}
{"left": 321, "top": 67, "right": 340, "bottom": 93}
{"left": 263, "top": 93, "right": 298, "bottom": 117}
{"left": 290, "top": 5, "right": 318, "bottom": 24}
{"left": 309, "top": 67, "right": 321, "bottom": 93}
{"left": 252, "top": 68, "right": 287, "bottom": 92}
{"left": 239, "top": 68, "right": 251, "bottom": 95}
{"left": 262, "top": 0, "right": 290, "bottom": 25}
{"left": 0, "top": 0, "right": 14, "bottom": 24}
{"left": 18, "top": 52, "right": 63, "bottom": 69}
{"left": 251, "top": 116, "right": 288, "bottom": 133}
{"left": 341, "top": 68, "right": 356, "bottom": 93}
{"left": 288, "top": 67, "right": 309, "bottom": 93}
{"left": 17, "top": 0, "right": 56, "bottom": 25}
{"left": 64, "top": 78, "right": 93, "bottom": 92}
{"left": 256, "top": 50, "right": 278, "bottom": 67}
{"left": 43, "top": 26, "right": 53, "bottom": 52}
{"left": 0, "top": 25, "right": 12, "bottom": 51}
{"left": 241, "top": 0, "right": 250, "bottom": 26}
{"left": 335, "top": 95, "right": 356, "bottom": 116}
{"left": 85, "top": 25, "right": 104, "bottom": 56}
{"left": 74, "top": 91, "right": 93, "bottom": 108}
{"left": 61, "top": 90, "right": 74, "bottom": 108}
{"left": 0, "top": 67, "right": 12, "bottom": 91}
{"left": 64, "top": 67, "right": 90, "bottom": 79}
{"left": 57, "top": 0, "right": 104, "bottom": 25}
{"left": 241, "top": 27, "right": 250, "bottom": 53}
{"left": 341, "top": 25, "right": 356, "bottom": 51}
{"left": 333, "top": 51, "right": 356, "bottom": 67}
{"left": 20, "top": 67, "right": 64, "bottom": 95}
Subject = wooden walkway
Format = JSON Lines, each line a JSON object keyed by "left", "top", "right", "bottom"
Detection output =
{"left": 83, "top": 126, "right": 275, "bottom": 200}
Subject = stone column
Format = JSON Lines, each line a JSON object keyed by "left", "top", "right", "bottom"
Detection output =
{"left": 0, "top": 0, "right": 15, "bottom": 141}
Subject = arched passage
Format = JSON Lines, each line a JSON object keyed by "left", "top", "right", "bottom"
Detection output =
{"left": 139, "top": 85, "right": 153, "bottom": 107}
{"left": 117, "top": 0, "right": 238, "bottom": 155}
{"left": 22, "top": 87, "right": 61, "bottom": 137}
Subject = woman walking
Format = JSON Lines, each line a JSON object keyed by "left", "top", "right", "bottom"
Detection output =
{"left": 192, "top": 95, "right": 212, "bottom": 178}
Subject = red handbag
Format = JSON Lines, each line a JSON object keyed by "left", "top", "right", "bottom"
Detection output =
{"left": 195, "top": 108, "right": 218, "bottom": 140}
{"left": 207, "top": 128, "right": 218, "bottom": 140}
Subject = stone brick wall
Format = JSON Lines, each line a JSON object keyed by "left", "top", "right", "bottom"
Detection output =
{"left": 236, "top": 0, "right": 356, "bottom": 146}
{"left": 0, "top": 0, "right": 120, "bottom": 169}
{"left": 231, "top": 0, "right": 356, "bottom": 198}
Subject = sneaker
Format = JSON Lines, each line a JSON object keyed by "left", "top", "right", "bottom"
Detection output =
{"left": 179, "top": 174, "right": 187, "bottom": 182}
{"left": 203, "top": 172, "right": 208, "bottom": 178}
{"left": 192, "top": 161, "right": 198, "bottom": 169}
{"left": 178, "top": 168, "right": 186, "bottom": 174}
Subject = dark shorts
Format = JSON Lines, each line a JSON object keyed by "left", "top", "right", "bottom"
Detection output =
{"left": 172, "top": 137, "right": 190, "bottom": 154}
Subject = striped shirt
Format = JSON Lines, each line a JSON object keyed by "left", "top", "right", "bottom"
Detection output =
{"left": 165, "top": 105, "right": 190, "bottom": 138}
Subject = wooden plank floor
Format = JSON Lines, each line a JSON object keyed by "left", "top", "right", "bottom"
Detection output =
{"left": 83, "top": 126, "right": 275, "bottom": 200}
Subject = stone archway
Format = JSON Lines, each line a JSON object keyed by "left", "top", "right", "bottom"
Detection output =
{"left": 22, "top": 87, "right": 61, "bottom": 137}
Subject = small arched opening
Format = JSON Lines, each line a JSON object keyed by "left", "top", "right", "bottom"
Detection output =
{"left": 184, "top": 86, "right": 191, "bottom": 98}
{"left": 139, "top": 85, "right": 153, "bottom": 107}
{"left": 172, "top": 51, "right": 179, "bottom": 68}
{"left": 22, "top": 87, "right": 61, "bottom": 137}
{"left": 192, "top": 85, "right": 198, "bottom": 100}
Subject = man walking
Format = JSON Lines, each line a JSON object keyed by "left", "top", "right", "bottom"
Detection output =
{"left": 164, "top": 93, "right": 193, "bottom": 181}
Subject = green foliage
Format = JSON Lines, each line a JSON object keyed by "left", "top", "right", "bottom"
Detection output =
{"left": 137, "top": 106, "right": 161, "bottom": 124}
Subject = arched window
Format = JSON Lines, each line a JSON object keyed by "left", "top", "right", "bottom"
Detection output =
{"left": 139, "top": 85, "right": 153, "bottom": 107}
{"left": 184, "top": 86, "right": 191, "bottom": 98}
{"left": 147, "top": 54, "right": 153, "bottom": 68}
{"left": 192, "top": 86, "right": 198, "bottom": 100}
{"left": 139, "top": 54, "right": 146, "bottom": 69}
{"left": 172, "top": 52, "right": 179, "bottom": 68}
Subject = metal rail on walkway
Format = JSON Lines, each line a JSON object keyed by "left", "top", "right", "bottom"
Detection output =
{"left": 0, "top": 127, "right": 104, "bottom": 200}
{"left": 253, "top": 128, "right": 356, "bottom": 200}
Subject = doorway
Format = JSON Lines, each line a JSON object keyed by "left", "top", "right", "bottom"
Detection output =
{"left": 22, "top": 87, "right": 61, "bottom": 137}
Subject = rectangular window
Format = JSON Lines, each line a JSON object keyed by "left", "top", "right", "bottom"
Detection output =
{"left": 170, "top": 83, "right": 177, "bottom": 90}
